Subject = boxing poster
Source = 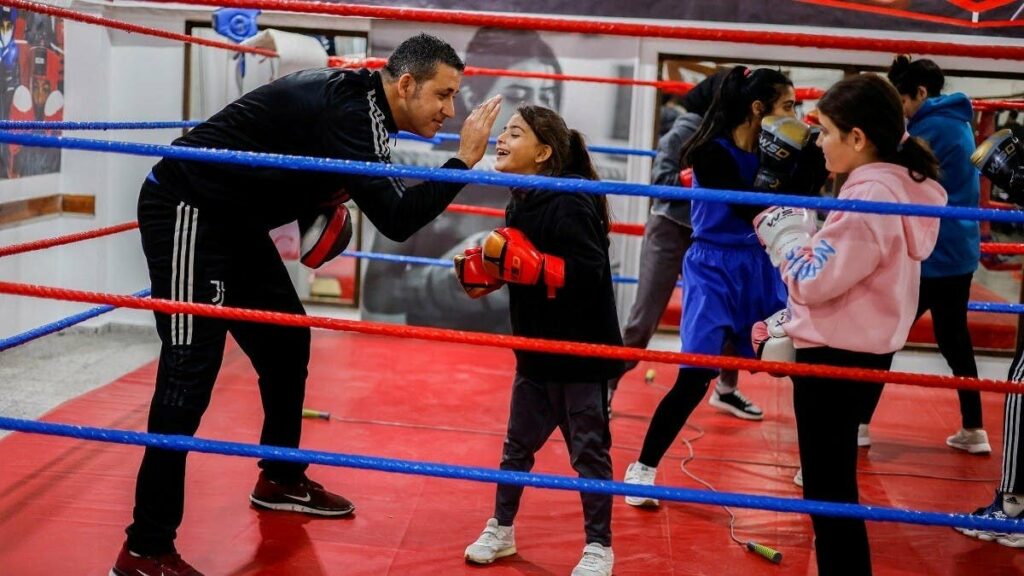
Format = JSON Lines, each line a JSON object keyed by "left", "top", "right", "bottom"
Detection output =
{"left": 0, "top": 7, "right": 64, "bottom": 179}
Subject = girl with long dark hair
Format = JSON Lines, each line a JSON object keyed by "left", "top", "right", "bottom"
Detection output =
{"left": 623, "top": 66, "right": 797, "bottom": 503}
{"left": 456, "top": 105, "right": 621, "bottom": 576}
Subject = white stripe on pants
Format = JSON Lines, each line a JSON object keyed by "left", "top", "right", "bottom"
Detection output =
{"left": 170, "top": 202, "right": 198, "bottom": 346}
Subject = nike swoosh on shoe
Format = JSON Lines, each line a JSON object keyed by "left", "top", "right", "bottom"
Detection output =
{"left": 285, "top": 492, "right": 311, "bottom": 502}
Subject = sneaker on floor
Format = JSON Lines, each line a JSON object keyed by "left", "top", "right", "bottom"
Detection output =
{"left": 998, "top": 494, "right": 1024, "bottom": 547}
{"left": 946, "top": 428, "right": 992, "bottom": 455}
{"left": 998, "top": 530, "right": 1024, "bottom": 547}
{"left": 623, "top": 461, "right": 659, "bottom": 507}
{"left": 250, "top": 472, "right": 354, "bottom": 516}
{"left": 793, "top": 467, "right": 803, "bottom": 488}
{"left": 955, "top": 490, "right": 1023, "bottom": 546}
{"left": 110, "top": 543, "right": 203, "bottom": 576}
{"left": 857, "top": 424, "right": 871, "bottom": 448}
{"left": 709, "top": 389, "right": 763, "bottom": 421}
{"left": 571, "top": 543, "right": 614, "bottom": 576}
{"left": 464, "top": 518, "right": 516, "bottom": 564}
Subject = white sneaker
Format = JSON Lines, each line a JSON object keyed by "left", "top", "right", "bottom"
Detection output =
{"left": 623, "top": 462, "right": 658, "bottom": 507}
{"left": 571, "top": 543, "right": 614, "bottom": 576}
{"left": 464, "top": 518, "right": 516, "bottom": 564}
{"left": 857, "top": 424, "right": 871, "bottom": 448}
{"left": 946, "top": 428, "right": 991, "bottom": 454}
{"left": 793, "top": 467, "right": 803, "bottom": 487}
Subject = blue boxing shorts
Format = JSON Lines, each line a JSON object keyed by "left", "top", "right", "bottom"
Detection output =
{"left": 679, "top": 241, "right": 787, "bottom": 369}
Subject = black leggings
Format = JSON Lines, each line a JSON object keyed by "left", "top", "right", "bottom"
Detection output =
{"left": 860, "top": 273, "right": 981, "bottom": 429}
{"left": 794, "top": 346, "right": 893, "bottom": 576}
{"left": 638, "top": 368, "right": 715, "bottom": 467}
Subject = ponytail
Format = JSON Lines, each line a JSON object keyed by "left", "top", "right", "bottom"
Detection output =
{"left": 567, "top": 129, "right": 599, "bottom": 181}
{"left": 887, "top": 54, "right": 944, "bottom": 98}
{"left": 568, "top": 129, "right": 611, "bottom": 233}
{"left": 890, "top": 135, "right": 939, "bottom": 183}
{"left": 681, "top": 66, "right": 749, "bottom": 167}
{"left": 517, "top": 105, "right": 611, "bottom": 234}
{"left": 681, "top": 66, "right": 793, "bottom": 167}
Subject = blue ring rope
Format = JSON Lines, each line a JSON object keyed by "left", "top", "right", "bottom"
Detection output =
{"left": 0, "top": 121, "right": 656, "bottom": 158}
{"left": 0, "top": 121, "right": 205, "bottom": 130}
{"left": 0, "top": 289, "right": 152, "bottom": 352}
{"left": 0, "top": 415, "right": 1020, "bottom": 533}
{"left": 1, "top": 129, "right": 1022, "bottom": 223}
{"left": 393, "top": 130, "right": 655, "bottom": 157}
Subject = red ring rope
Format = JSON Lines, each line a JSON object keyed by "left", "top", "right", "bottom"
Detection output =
{"left": 327, "top": 58, "right": 1024, "bottom": 110}
{"left": 141, "top": 0, "right": 1024, "bottom": 61}
{"left": 0, "top": 279, "right": 1018, "bottom": 394}
{"left": 0, "top": 222, "right": 140, "bottom": 258}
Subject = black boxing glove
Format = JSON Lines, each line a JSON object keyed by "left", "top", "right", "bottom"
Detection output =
{"left": 972, "top": 129, "right": 1024, "bottom": 202}
{"left": 754, "top": 115, "right": 812, "bottom": 192}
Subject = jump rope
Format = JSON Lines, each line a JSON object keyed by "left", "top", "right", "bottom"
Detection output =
{"left": 300, "top": 368, "right": 997, "bottom": 566}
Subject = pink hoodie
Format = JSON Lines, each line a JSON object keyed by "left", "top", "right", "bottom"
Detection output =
{"left": 782, "top": 162, "right": 947, "bottom": 354}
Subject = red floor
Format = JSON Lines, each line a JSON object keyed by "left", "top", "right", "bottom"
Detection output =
{"left": 0, "top": 331, "right": 1022, "bottom": 575}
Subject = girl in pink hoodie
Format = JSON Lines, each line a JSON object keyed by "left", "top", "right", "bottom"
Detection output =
{"left": 755, "top": 74, "right": 945, "bottom": 575}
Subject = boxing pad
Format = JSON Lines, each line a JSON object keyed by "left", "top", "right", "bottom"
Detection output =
{"left": 454, "top": 246, "right": 504, "bottom": 299}
{"left": 972, "top": 129, "right": 1024, "bottom": 201}
{"left": 299, "top": 203, "right": 352, "bottom": 268}
{"left": 753, "top": 206, "right": 817, "bottom": 267}
{"left": 754, "top": 116, "right": 812, "bottom": 192}
{"left": 481, "top": 227, "right": 565, "bottom": 299}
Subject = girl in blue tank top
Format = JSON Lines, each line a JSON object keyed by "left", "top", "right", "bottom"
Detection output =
{"left": 624, "top": 66, "right": 801, "bottom": 504}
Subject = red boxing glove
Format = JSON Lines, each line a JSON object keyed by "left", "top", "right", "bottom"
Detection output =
{"left": 481, "top": 227, "right": 565, "bottom": 299}
{"left": 679, "top": 168, "right": 693, "bottom": 187}
{"left": 299, "top": 203, "right": 353, "bottom": 269}
{"left": 453, "top": 247, "right": 504, "bottom": 299}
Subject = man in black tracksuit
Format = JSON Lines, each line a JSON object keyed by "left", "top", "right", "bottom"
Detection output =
{"left": 114, "top": 34, "right": 500, "bottom": 576}
{"left": 956, "top": 132, "right": 1024, "bottom": 547}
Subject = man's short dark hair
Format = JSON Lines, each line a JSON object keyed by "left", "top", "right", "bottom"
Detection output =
{"left": 383, "top": 33, "right": 464, "bottom": 83}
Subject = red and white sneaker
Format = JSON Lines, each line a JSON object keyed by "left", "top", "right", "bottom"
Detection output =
{"left": 110, "top": 543, "right": 203, "bottom": 576}
{"left": 249, "top": 472, "right": 355, "bottom": 516}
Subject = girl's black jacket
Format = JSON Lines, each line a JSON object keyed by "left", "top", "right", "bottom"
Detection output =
{"left": 504, "top": 180, "right": 626, "bottom": 383}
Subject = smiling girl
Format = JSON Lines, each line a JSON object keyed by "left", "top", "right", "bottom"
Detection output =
{"left": 754, "top": 73, "right": 946, "bottom": 575}
{"left": 455, "top": 105, "right": 622, "bottom": 576}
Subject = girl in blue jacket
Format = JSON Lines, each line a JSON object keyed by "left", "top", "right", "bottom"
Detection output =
{"left": 858, "top": 56, "right": 988, "bottom": 454}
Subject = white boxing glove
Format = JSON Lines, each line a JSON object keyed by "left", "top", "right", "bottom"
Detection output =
{"left": 751, "top": 309, "right": 795, "bottom": 371}
{"left": 753, "top": 206, "right": 817, "bottom": 267}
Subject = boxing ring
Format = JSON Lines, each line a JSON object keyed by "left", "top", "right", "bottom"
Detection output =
{"left": 1, "top": 1, "right": 1024, "bottom": 574}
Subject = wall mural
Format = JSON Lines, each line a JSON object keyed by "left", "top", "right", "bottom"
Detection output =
{"left": 0, "top": 6, "right": 63, "bottom": 179}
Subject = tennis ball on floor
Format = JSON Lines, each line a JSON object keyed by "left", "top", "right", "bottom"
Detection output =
{"left": 644, "top": 369, "right": 656, "bottom": 384}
